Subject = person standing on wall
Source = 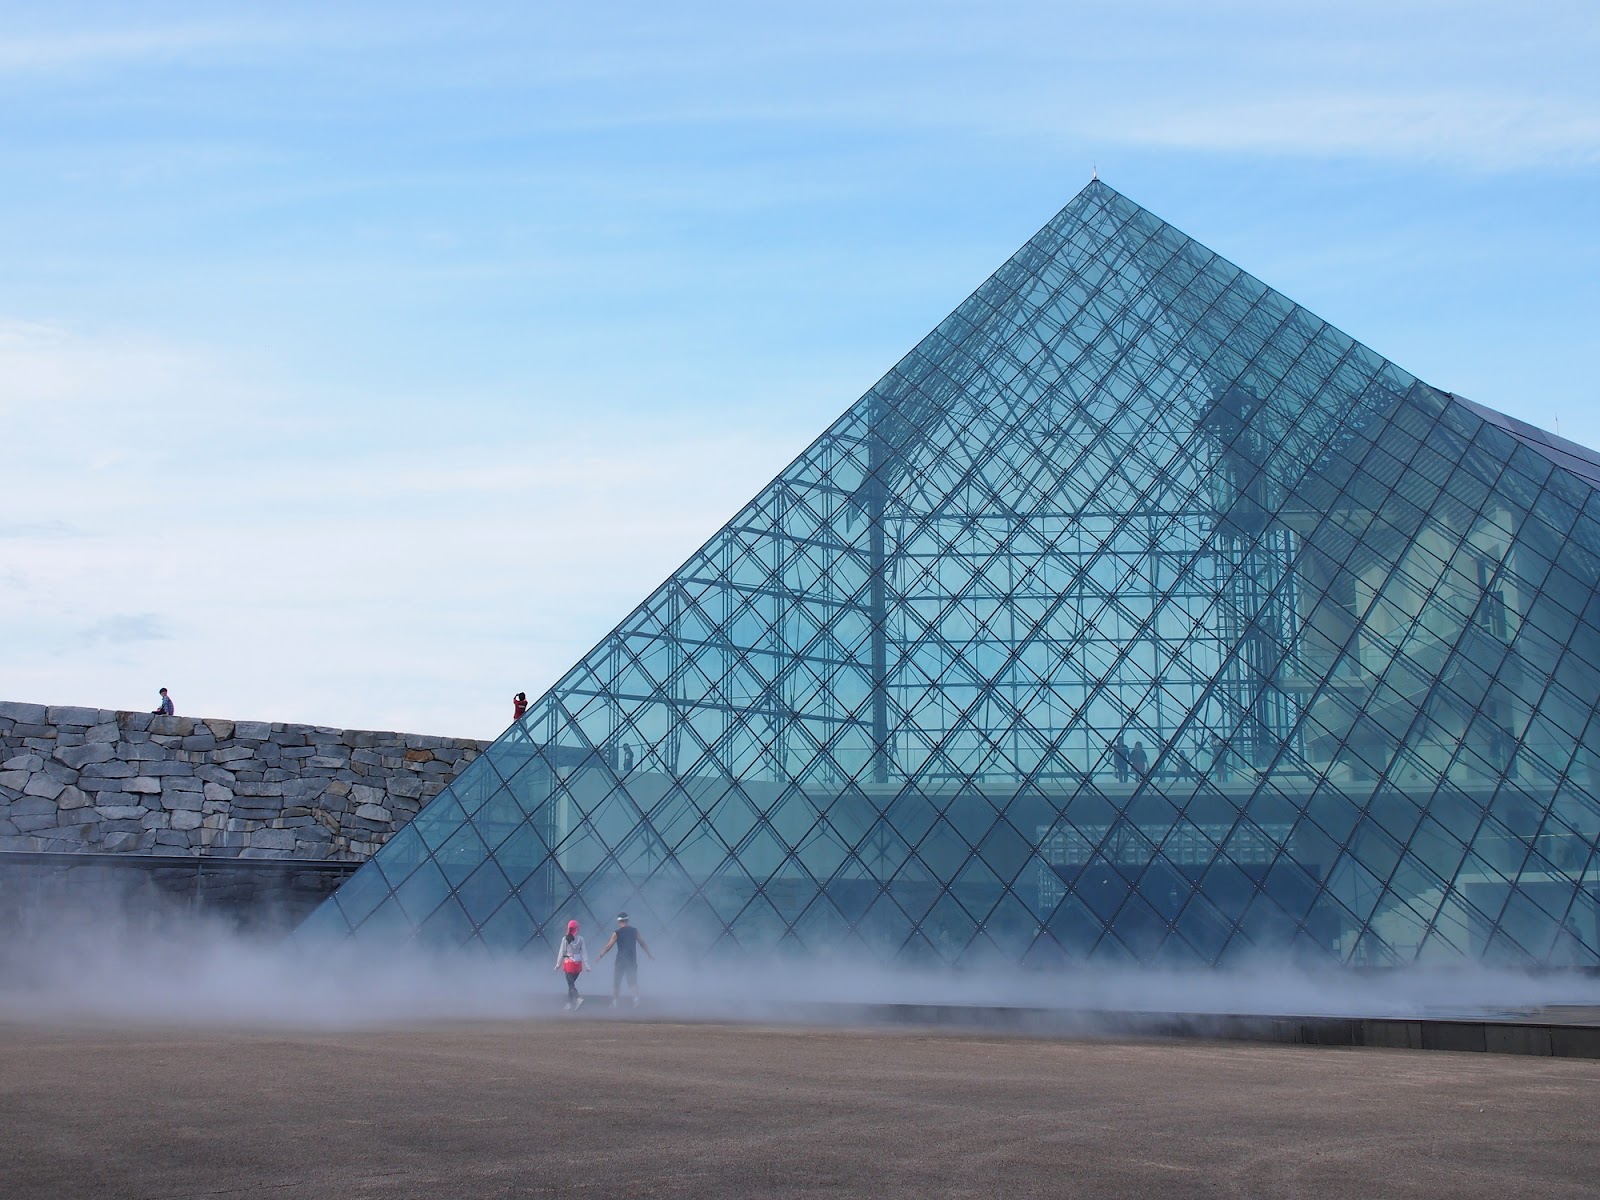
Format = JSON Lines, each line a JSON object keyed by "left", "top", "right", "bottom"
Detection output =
{"left": 512, "top": 691, "right": 529, "bottom": 721}
{"left": 595, "top": 911, "right": 654, "bottom": 1007}
{"left": 554, "top": 919, "right": 589, "bottom": 1010}
{"left": 153, "top": 688, "right": 174, "bottom": 716}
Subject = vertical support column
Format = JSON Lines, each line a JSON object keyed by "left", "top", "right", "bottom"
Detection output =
{"left": 868, "top": 400, "right": 891, "bottom": 784}
{"left": 666, "top": 584, "right": 683, "bottom": 776}
{"left": 1202, "top": 385, "right": 1297, "bottom": 769}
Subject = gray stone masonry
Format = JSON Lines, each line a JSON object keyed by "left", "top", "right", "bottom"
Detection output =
{"left": 0, "top": 701, "right": 488, "bottom": 860}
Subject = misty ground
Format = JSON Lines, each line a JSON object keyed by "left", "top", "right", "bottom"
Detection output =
{"left": 3, "top": 902, "right": 1598, "bottom": 1029}
{"left": 2, "top": 1018, "right": 1596, "bottom": 1199}
{"left": 2, "top": 909, "right": 1597, "bottom": 1197}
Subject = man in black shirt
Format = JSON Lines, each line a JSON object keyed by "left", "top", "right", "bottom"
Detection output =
{"left": 595, "top": 912, "right": 654, "bottom": 1007}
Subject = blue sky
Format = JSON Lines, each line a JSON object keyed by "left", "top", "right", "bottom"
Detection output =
{"left": 2, "top": 1, "right": 1598, "bottom": 736}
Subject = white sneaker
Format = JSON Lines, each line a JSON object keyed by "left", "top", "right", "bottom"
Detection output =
{"left": 610, "top": 998, "right": 618, "bottom": 1008}
{"left": 632, "top": 995, "right": 640, "bottom": 1008}
{"left": 574, "top": 996, "right": 584, "bottom": 1010}
{"left": 563, "top": 1001, "right": 572, "bottom": 1011}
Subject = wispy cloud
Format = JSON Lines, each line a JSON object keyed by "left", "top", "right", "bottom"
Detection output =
{"left": 0, "top": 312, "right": 811, "bottom": 734}
{"left": 0, "top": 26, "right": 260, "bottom": 75}
{"left": 1102, "top": 93, "right": 1600, "bottom": 172}
{"left": 0, "top": 520, "right": 87, "bottom": 540}
{"left": 0, "top": 319, "right": 191, "bottom": 413}
{"left": 80, "top": 613, "right": 172, "bottom": 646}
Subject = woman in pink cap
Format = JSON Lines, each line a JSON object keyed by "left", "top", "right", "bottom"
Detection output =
{"left": 554, "top": 919, "right": 590, "bottom": 1010}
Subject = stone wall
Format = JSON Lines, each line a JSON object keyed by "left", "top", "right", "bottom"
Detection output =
{"left": 0, "top": 701, "right": 488, "bottom": 860}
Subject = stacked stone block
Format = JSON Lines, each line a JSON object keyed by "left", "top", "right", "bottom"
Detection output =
{"left": 0, "top": 701, "right": 487, "bottom": 860}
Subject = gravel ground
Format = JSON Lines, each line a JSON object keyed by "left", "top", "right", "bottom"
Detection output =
{"left": 2, "top": 1017, "right": 1596, "bottom": 1199}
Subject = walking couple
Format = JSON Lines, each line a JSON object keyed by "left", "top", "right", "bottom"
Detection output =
{"left": 554, "top": 913, "right": 655, "bottom": 1011}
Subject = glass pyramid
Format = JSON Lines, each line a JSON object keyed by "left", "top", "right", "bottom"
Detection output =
{"left": 304, "top": 181, "right": 1600, "bottom": 968}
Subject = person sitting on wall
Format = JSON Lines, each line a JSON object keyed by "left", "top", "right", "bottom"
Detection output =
{"left": 153, "top": 687, "right": 174, "bottom": 716}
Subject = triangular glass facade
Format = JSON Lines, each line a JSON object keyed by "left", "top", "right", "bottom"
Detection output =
{"left": 304, "top": 181, "right": 1600, "bottom": 967}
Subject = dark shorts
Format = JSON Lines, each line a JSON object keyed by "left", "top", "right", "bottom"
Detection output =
{"left": 613, "top": 958, "right": 638, "bottom": 987}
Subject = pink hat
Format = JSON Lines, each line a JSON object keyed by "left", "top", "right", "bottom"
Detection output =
{"left": 567, "top": 920, "right": 579, "bottom": 934}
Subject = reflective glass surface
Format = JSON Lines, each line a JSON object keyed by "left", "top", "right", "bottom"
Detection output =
{"left": 302, "top": 181, "right": 1600, "bottom": 968}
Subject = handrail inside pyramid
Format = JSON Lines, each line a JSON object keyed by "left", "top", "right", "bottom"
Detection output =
{"left": 303, "top": 180, "right": 1600, "bottom": 970}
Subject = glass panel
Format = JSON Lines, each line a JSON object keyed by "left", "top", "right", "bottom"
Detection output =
{"left": 456, "top": 860, "right": 514, "bottom": 926}
{"left": 328, "top": 862, "right": 389, "bottom": 930}
{"left": 393, "top": 858, "right": 450, "bottom": 925}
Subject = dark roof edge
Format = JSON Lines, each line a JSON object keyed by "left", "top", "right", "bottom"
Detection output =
{"left": 1450, "top": 393, "right": 1600, "bottom": 490}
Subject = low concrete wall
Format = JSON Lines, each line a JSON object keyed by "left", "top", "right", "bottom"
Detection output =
{"left": 0, "top": 701, "right": 488, "bottom": 860}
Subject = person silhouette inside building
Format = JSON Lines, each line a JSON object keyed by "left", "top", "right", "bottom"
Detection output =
{"left": 1128, "top": 740, "right": 1148, "bottom": 779}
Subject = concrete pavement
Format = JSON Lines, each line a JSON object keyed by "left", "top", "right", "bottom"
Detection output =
{"left": 2, "top": 1018, "right": 1595, "bottom": 1198}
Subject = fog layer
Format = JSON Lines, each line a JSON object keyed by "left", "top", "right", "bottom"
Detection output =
{"left": 2, "top": 905, "right": 1594, "bottom": 1031}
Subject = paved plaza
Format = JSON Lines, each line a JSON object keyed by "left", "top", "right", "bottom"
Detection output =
{"left": 2, "top": 1018, "right": 1595, "bottom": 1198}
